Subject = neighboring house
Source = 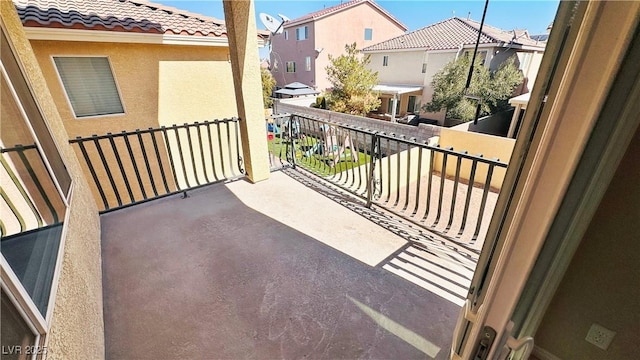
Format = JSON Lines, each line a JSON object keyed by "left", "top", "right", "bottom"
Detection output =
{"left": 269, "top": 0, "right": 406, "bottom": 92}
{"left": 12, "top": 0, "right": 267, "bottom": 138}
{"left": 363, "top": 17, "right": 546, "bottom": 124}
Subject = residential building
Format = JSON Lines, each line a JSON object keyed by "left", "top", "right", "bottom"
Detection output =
{"left": 12, "top": 0, "right": 266, "bottom": 139}
{"left": 269, "top": 0, "right": 406, "bottom": 91}
{"left": 363, "top": 17, "right": 546, "bottom": 124}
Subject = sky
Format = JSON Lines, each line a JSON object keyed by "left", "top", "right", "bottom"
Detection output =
{"left": 155, "top": 0, "right": 560, "bottom": 57}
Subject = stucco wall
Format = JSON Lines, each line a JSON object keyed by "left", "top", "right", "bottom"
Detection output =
{"left": 29, "top": 41, "right": 236, "bottom": 138}
{"left": 1, "top": 2, "right": 104, "bottom": 359}
{"left": 534, "top": 126, "right": 640, "bottom": 360}
{"left": 435, "top": 128, "right": 515, "bottom": 189}
{"left": 368, "top": 50, "right": 425, "bottom": 85}
{"left": 421, "top": 51, "right": 457, "bottom": 122}
{"left": 270, "top": 22, "right": 316, "bottom": 89}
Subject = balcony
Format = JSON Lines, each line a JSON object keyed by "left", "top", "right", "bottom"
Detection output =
{"left": 64, "top": 115, "right": 503, "bottom": 359}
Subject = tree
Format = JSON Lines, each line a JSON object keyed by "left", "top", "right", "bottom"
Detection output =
{"left": 424, "top": 55, "right": 523, "bottom": 121}
{"left": 325, "top": 43, "right": 381, "bottom": 116}
{"left": 261, "top": 67, "right": 276, "bottom": 109}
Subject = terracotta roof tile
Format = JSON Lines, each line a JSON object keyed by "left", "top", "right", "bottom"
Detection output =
{"left": 13, "top": 0, "right": 228, "bottom": 37}
{"left": 285, "top": 0, "right": 406, "bottom": 30}
{"left": 363, "top": 17, "right": 544, "bottom": 52}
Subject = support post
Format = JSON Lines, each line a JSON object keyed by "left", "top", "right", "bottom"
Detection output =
{"left": 222, "top": 0, "right": 270, "bottom": 182}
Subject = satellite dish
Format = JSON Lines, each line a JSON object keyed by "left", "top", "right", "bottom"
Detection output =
{"left": 259, "top": 13, "right": 284, "bottom": 34}
{"left": 278, "top": 14, "right": 290, "bottom": 23}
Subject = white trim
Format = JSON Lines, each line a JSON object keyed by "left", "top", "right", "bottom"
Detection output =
{"left": 50, "top": 55, "right": 127, "bottom": 120}
{"left": 1, "top": 256, "right": 48, "bottom": 334}
{"left": 23, "top": 27, "right": 236, "bottom": 47}
{"left": 532, "top": 345, "right": 562, "bottom": 360}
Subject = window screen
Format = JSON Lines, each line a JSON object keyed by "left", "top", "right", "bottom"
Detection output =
{"left": 53, "top": 57, "right": 124, "bottom": 118}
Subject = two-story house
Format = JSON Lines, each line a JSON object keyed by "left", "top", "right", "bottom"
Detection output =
{"left": 363, "top": 17, "right": 546, "bottom": 124}
{"left": 270, "top": 0, "right": 406, "bottom": 92}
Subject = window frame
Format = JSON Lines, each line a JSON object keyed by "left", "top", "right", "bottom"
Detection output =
{"left": 364, "top": 28, "right": 373, "bottom": 41}
{"left": 286, "top": 61, "right": 296, "bottom": 73}
{"left": 305, "top": 56, "right": 311, "bottom": 72}
{"left": 284, "top": 30, "right": 288, "bottom": 40}
{"left": 1, "top": 23, "right": 74, "bottom": 350}
{"left": 383, "top": 55, "right": 389, "bottom": 67}
{"left": 51, "top": 55, "right": 126, "bottom": 120}
{"left": 422, "top": 63, "right": 427, "bottom": 73}
{"left": 296, "top": 26, "right": 308, "bottom": 41}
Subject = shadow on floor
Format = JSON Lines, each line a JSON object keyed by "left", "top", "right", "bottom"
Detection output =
{"left": 101, "top": 183, "right": 459, "bottom": 359}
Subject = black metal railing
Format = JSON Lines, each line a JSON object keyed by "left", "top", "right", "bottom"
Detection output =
{"left": 69, "top": 118, "right": 244, "bottom": 212}
{"left": 1, "top": 144, "right": 63, "bottom": 237}
{"left": 267, "top": 114, "right": 508, "bottom": 246}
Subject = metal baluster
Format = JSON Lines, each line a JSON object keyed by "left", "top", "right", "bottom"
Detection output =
{"left": 76, "top": 138, "right": 109, "bottom": 209}
{"left": 161, "top": 126, "right": 181, "bottom": 190}
{"left": 205, "top": 121, "right": 220, "bottom": 181}
{"left": 472, "top": 163, "right": 495, "bottom": 242}
{"left": 421, "top": 148, "right": 436, "bottom": 221}
{"left": 195, "top": 123, "right": 210, "bottom": 184}
{"left": 225, "top": 119, "right": 238, "bottom": 178}
{"left": 402, "top": 140, "right": 412, "bottom": 211}
{"left": 433, "top": 148, "right": 452, "bottom": 227}
{"left": 107, "top": 134, "right": 135, "bottom": 203}
{"left": 149, "top": 129, "right": 171, "bottom": 194}
{"left": 136, "top": 129, "right": 158, "bottom": 197}
{"left": 393, "top": 137, "right": 402, "bottom": 207}
{"left": 445, "top": 153, "right": 464, "bottom": 232}
{"left": 123, "top": 132, "right": 148, "bottom": 199}
{"left": 173, "top": 125, "right": 191, "bottom": 188}
{"left": 184, "top": 124, "right": 202, "bottom": 185}
{"left": 215, "top": 121, "right": 226, "bottom": 180}
{"left": 93, "top": 136, "right": 122, "bottom": 207}
{"left": 0, "top": 147, "right": 43, "bottom": 227}
{"left": 458, "top": 158, "right": 478, "bottom": 238}
{"left": 385, "top": 137, "right": 391, "bottom": 203}
{"left": 412, "top": 145, "right": 424, "bottom": 216}
{"left": 235, "top": 119, "right": 244, "bottom": 174}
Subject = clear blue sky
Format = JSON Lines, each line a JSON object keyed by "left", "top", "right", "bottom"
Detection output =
{"left": 156, "top": 0, "right": 559, "bottom": 57}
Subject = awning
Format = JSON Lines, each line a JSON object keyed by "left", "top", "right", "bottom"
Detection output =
{"left": 274, "top": 88, "right": 319, "bottom": 96}
{"left": 373, "top": 84, "right": 423, "bottom": 96}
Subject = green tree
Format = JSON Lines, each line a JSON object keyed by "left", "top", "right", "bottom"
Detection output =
{"left": 424, "top": 55, "right": 523, "bottom": 121}
{"left": 261, "top": 67, "right": 276, "bottom": 109}
{"left": 325, "top": 43, "right": 381, "bottom": 116}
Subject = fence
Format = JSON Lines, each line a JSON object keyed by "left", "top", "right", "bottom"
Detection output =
{"left": 266, "top": 114, "right": 508, "bottom": 246}
{"left": 69, "top": 119, "right": 244, "bottom": 212}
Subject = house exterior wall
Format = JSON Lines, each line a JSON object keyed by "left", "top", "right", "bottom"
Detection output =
{"left": 271, "top": 2, "right": 405, "bottom": 91}
{"left": 270, "top": 22, "right": 316, "bottom": 89}
{"left": 368, "top": 50, "right": 426, "bottom": 85}
{"left": 534, "top": 125, "right": 640, "bottom": 360}
{"left": 1, "top": 2, "right": 104, "bottom": 359}
{"left": 421, "top": 51, "right": 458, "bottom": 122}
{"left": 29, "top": 40, "right": 237, "bottom": 138}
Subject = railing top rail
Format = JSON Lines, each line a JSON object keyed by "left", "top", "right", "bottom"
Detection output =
{"left": 69, "top": 118, "right": 240, "bottom": 143}
{"left": 1, "top": 144, "right": 38, "bottom": 152}
{"left": 286, "top": 113, "right": 508, "bottom": 168}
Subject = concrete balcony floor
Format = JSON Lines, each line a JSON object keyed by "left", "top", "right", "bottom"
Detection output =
{"left": 101, "top": 169, "right": 478, "bottom": 359}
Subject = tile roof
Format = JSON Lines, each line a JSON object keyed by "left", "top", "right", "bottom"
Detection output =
{"left": 284, "top": 0, "right": 406, "bottom": 30}
{"left": 13, "top": 0, "right": 228, "bottom": 37}
{"left": 363, "top": 17, "right": 545, "bottom": 52}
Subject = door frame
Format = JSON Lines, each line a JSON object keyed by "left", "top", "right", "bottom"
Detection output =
{"left": 452, "top": 1, "right": 640, "bottom": 358}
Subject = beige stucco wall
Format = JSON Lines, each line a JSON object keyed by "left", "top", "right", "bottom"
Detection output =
{"left": 1, "top": 2, "right": 104, "bottom": 359}
{"left": 421, "top": 51, "right": 457, "bottom": 122}
{"left": 368, "top": 50, "right": 425, "bottom": 85}
{"left": 435, "top": 128, "right": 515, "bottom": 189}
{"left": 534, "top": 126, "right": 640, "bottom": 360}
{"left": 29, "top": 40, "right": 237, "bottom": 138}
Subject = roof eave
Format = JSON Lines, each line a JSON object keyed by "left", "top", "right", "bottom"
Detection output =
{"left": 22, "top": 27, "right": 237, "bottom": 47}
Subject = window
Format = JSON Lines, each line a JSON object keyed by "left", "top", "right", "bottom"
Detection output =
{"left": 296, "top": 26, "right": 308, "bottom": 40}
{"left": 464, "top": 50, "right": 488, "bottom": 66}
{"left": 305, "top": 56, "right": 311, "bottom": 72}
{"left": 364, "top": 28, "right": 373, "bottom": 41}
{"left": 286, "top": 61, "right": 296, "bottom": 73}
{"left": 422, "top": 63, "right": 427, "bottom": 73}
{"left": 387, "top": 98, "right": 400, "bottom": 114}
{"left": 383, "top": 55, "right": 389, "bottom": 66}
{"left": 407, "top": 95, "right": 419, "bottom": 113}
{"left": 284, "top": 30, "right": 288, "bottom": 40}
{"left": 1, "top": 26, "right": 71, "bottom": 347}
{"left": 53, "top": 57, "right": 124, "bottom": 118}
